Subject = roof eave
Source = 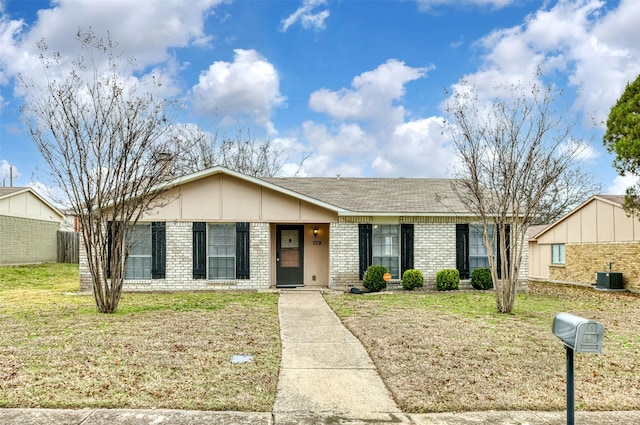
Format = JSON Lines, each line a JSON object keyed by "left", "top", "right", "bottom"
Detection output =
{"left": 0, "top": 187, "right": 64, "bottom": 220}
{"left": 156, "top": 166, "right": 348, "bottom": 214}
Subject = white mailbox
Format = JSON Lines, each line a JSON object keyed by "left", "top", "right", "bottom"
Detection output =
{"left": 552, "top": 312, "right": 604, "bottom": 353}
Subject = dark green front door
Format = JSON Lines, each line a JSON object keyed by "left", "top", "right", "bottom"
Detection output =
{"left": 276, "top": 225, "right": 304, "bottom": 287}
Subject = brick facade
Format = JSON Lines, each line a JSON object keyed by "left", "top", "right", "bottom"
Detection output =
{"left": 327, "top": 216, "right": 528, "bottom": 291}
{"left": 0, "top": 215, "right": 59, "bottom": 265}
{"left": 549, "top": 242, "right": 640, "bottom": 292}
{"left": 80, "top": 221, "right": 271, "bottom": 292}
{"left": 79, "top": 218, "right": 528, "bottom": 292}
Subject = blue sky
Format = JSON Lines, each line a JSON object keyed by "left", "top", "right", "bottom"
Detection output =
{"left": 1, "top": 0, "right": 639, "bottom": 197}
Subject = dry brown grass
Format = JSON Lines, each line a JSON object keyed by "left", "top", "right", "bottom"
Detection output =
{"left": 325, "top": 282, "right": 640, "bottom": 413}
{"left": 0, "top": 264, "right": 280, "bottom": 411}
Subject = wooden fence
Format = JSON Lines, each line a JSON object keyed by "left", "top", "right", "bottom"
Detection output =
{"left": 57, "top": 231, "right": 79, "bottom": 263}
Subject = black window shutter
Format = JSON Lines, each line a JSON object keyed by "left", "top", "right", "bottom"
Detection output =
{"left": 236, "top": 222, "right": 250, "bottom": 280}
{"left": 358, "top": 224, "right": 373, "bottom": 280}
{"left": 497, "top": 224, "right": 511, "bottom": 279}
{"left": 193, "top": 222, "right": 207, "bottom": 279}
{"left": 151, "top": 222, "right": 166, "bottom": 279}
{"left": 456, "top": 224, "right": 469, "bottom": 279}
{"left": 401, "top": 224, "right": 414, "bottom": 276}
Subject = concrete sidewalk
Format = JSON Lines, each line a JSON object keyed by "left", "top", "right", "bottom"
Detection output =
{"left": 3, "top": 408, "right": 640, "bottom": 424}
{"left": 2, "top": 290, "right": 640, "bottom": 424}
{"left": 273, "top": 290, "right": 410, "bottom": 424}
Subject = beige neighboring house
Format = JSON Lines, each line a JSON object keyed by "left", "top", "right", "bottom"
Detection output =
{"left": 0, "top": 187, "right": 64, "bottom": 265}
{"left": 529, "top": 195, "right": 640, "bottom": 293}
{"left": 79, "top": 166, "right": 528, "bottom": 291}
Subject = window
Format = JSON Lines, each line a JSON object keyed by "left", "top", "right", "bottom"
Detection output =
{"left": 126, "top": 224, "right": 152, "bottom": 279}
{"left": 552, "top": 244, "right": 565, "bottom": 265}
{"left": 193, "top": 222, "right": 250, "bottom": 280}
{"left": 457, "top": 223, "right": 508, "bottom": 279}
{"left": 208, "top": 224, "right": 236, "bottom": 279}
{"left": 123, "top": 222, "right": 165, "bottom": 280}
{"left": 359, "top": 223, "right": 413, "bottom": 280}
{"left": 373, "top": 225, "right": 399, "bottom": 278}
{"left": 469, "top": 224, "right": 493, "bottom": 272}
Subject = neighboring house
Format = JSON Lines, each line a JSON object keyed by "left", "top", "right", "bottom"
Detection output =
{"left": 79, "top": 166, "right": 528, "bottom": 291}
{"left": 0, "top": 187, "right": 64, "bottom": 265}
{"left": 529, "top": 195, "right": 640, "bottom": 293}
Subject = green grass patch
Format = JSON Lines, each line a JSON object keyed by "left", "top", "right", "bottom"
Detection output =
{"left": 0, "top": 264, "right": 281, "bottom": 411}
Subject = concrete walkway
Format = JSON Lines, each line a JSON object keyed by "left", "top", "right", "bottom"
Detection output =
{"left": 273, "top": 290, "right": 410, "bottom": 424}
{"left": 2, "top": 290, "right": 640, "bottom": 424}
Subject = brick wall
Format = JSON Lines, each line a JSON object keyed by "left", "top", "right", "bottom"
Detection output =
{"left": 327, "top": 216, "right": 529, "bottom": 291}
{"left": 0, "top": 215, "right": 59, "bottom": 265}
{"left": 549, "top": 241, "right": 640, "bottom": 292}
{"left": 79, "top": 221, "right": 271, "bottom": 292}
{"left": 414, "top": 222, "right": 457, "bottom": 287}
{"left": 78, "top": 217, "right": 528, "bottom": 292}
{"left": 328, "top": 220, "right": 361, "bottom": 289}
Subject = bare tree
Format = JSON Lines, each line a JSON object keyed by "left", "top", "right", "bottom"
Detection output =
{"left": 20, "top": 29, "right": 179, "bottom": 313}
{"left": 534, "top": 166, "right": 600, "bottom": 225}
{"left": 173, "top": 125, "right": 309, "bottom": 177}
{"left": 445, "top": 79, "right": 588, "bottom": 313}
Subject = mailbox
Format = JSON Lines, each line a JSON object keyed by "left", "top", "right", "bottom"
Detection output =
{"left": 552, "top": 313, "right": 604, "bottom": 353}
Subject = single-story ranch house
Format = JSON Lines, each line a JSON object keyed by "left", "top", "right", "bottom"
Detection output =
{"left": 79, "top": 166, "right": 528, "bottom": 291}
{"left": 529, "top": 195, "right": 640, "bottom": 293}
{"left": 0, "top": 186, "right": 64, "bottom": 265}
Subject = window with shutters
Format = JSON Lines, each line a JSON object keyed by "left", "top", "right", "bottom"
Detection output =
{"left": 457, "top": 223, "right": 508, "bottom": 279}
{"left": 193, "top": 222, "right": 250, "bottom": 280}
{"left": 208, "top": 224, "right": 236, "bottom": 279}
{"left": 360, "top": 223, "right": 413, "bottom": 280}
{"left": 469, "top": 224, "right": 493, "bottom": 272}
{"left": 373, "top": 225, "right": 400, "bottom": 279}
{"left": 125, "top": 223, "right": 168, "bottom": 280}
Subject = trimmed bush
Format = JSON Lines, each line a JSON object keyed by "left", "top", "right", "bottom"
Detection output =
{"left": 402, "top": 269, "right": 424, "bottom": 291}
{"left": 471, "top": 268, "right": 493, "bottom": 290}
{"left": 436, "top": 269, "right": 460, "bottom": 291}
{"left": 363, "top": 265, "right": 388, "bottom": 292}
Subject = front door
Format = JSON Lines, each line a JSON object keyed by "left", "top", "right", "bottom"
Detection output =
{"left": 276, "top": 225, "right": 304, "bottom": 287}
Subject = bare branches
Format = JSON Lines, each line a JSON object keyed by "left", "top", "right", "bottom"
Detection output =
{"left": 21, "top": 28, "right": 178, "bottom": 313}
{"left": 172, "top": 125, "right": 309, "bottom": 177}
{"left": 446, "top": 78, "right": 591, "bottom": 313}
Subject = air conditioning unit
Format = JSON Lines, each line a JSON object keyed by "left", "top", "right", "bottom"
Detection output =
{"left": 596, "top": 272, "right": 624, "bottom": 291}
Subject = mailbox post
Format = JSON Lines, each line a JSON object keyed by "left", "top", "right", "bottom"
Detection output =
{"left": 552, "top": 313, "right": 604, "bottom": 425}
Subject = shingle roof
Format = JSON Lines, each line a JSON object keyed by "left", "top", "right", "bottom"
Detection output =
{"left": 598, "top": 195, "right": 625, "bottom": 206}
{"left": 0, "top": 187, "right": 27, "bottom": 198}
{"left": 528, "top": 224, "right": 549, "bottom": 239}
{"left": 262, "top": 177, "right": 472, "bottom": 214}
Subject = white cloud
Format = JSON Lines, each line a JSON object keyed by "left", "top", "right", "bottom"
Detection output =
{"left": 0, "top": 0, "right": 225, "bottom": 106}
{"left": 309, "top": 59, "right": 433, "bottom": 125}
{"left": 0, "top": 159, "right": 19, "bottom": 182}
{"left": 558, "top": 139, "right": 599, "bottom": 163}
{"left": 607, "top": 174, "right": 639, "bottom": 195}
{"left": 28, "top": 181, "right": 69, "bottom": 209}
{"left": 379, "top": 117, "right": 455, "bottom": 177}
{"left": 280, "top": 0, "right": 330, "bottom": 32}
{"left": 417, "top": 0, "right": 515, "bottom": 12}
{"left": 192, "top": 49, "right": 285, "bottom": 134}
{"left": 300, "top": 59, "right": 453, "bottom": 177}
{"left": 18, "top": 0, "right": 223, "bottom": 66}
{"left": 455, "top": 0, "right": 640, "bottom": 124}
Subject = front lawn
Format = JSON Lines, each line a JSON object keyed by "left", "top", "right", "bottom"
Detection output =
{"left": 325, "top": 283, "right": 640, "bottom": 413}
{"left": 0, "top": 264, "right": 281, "bottom": 411}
